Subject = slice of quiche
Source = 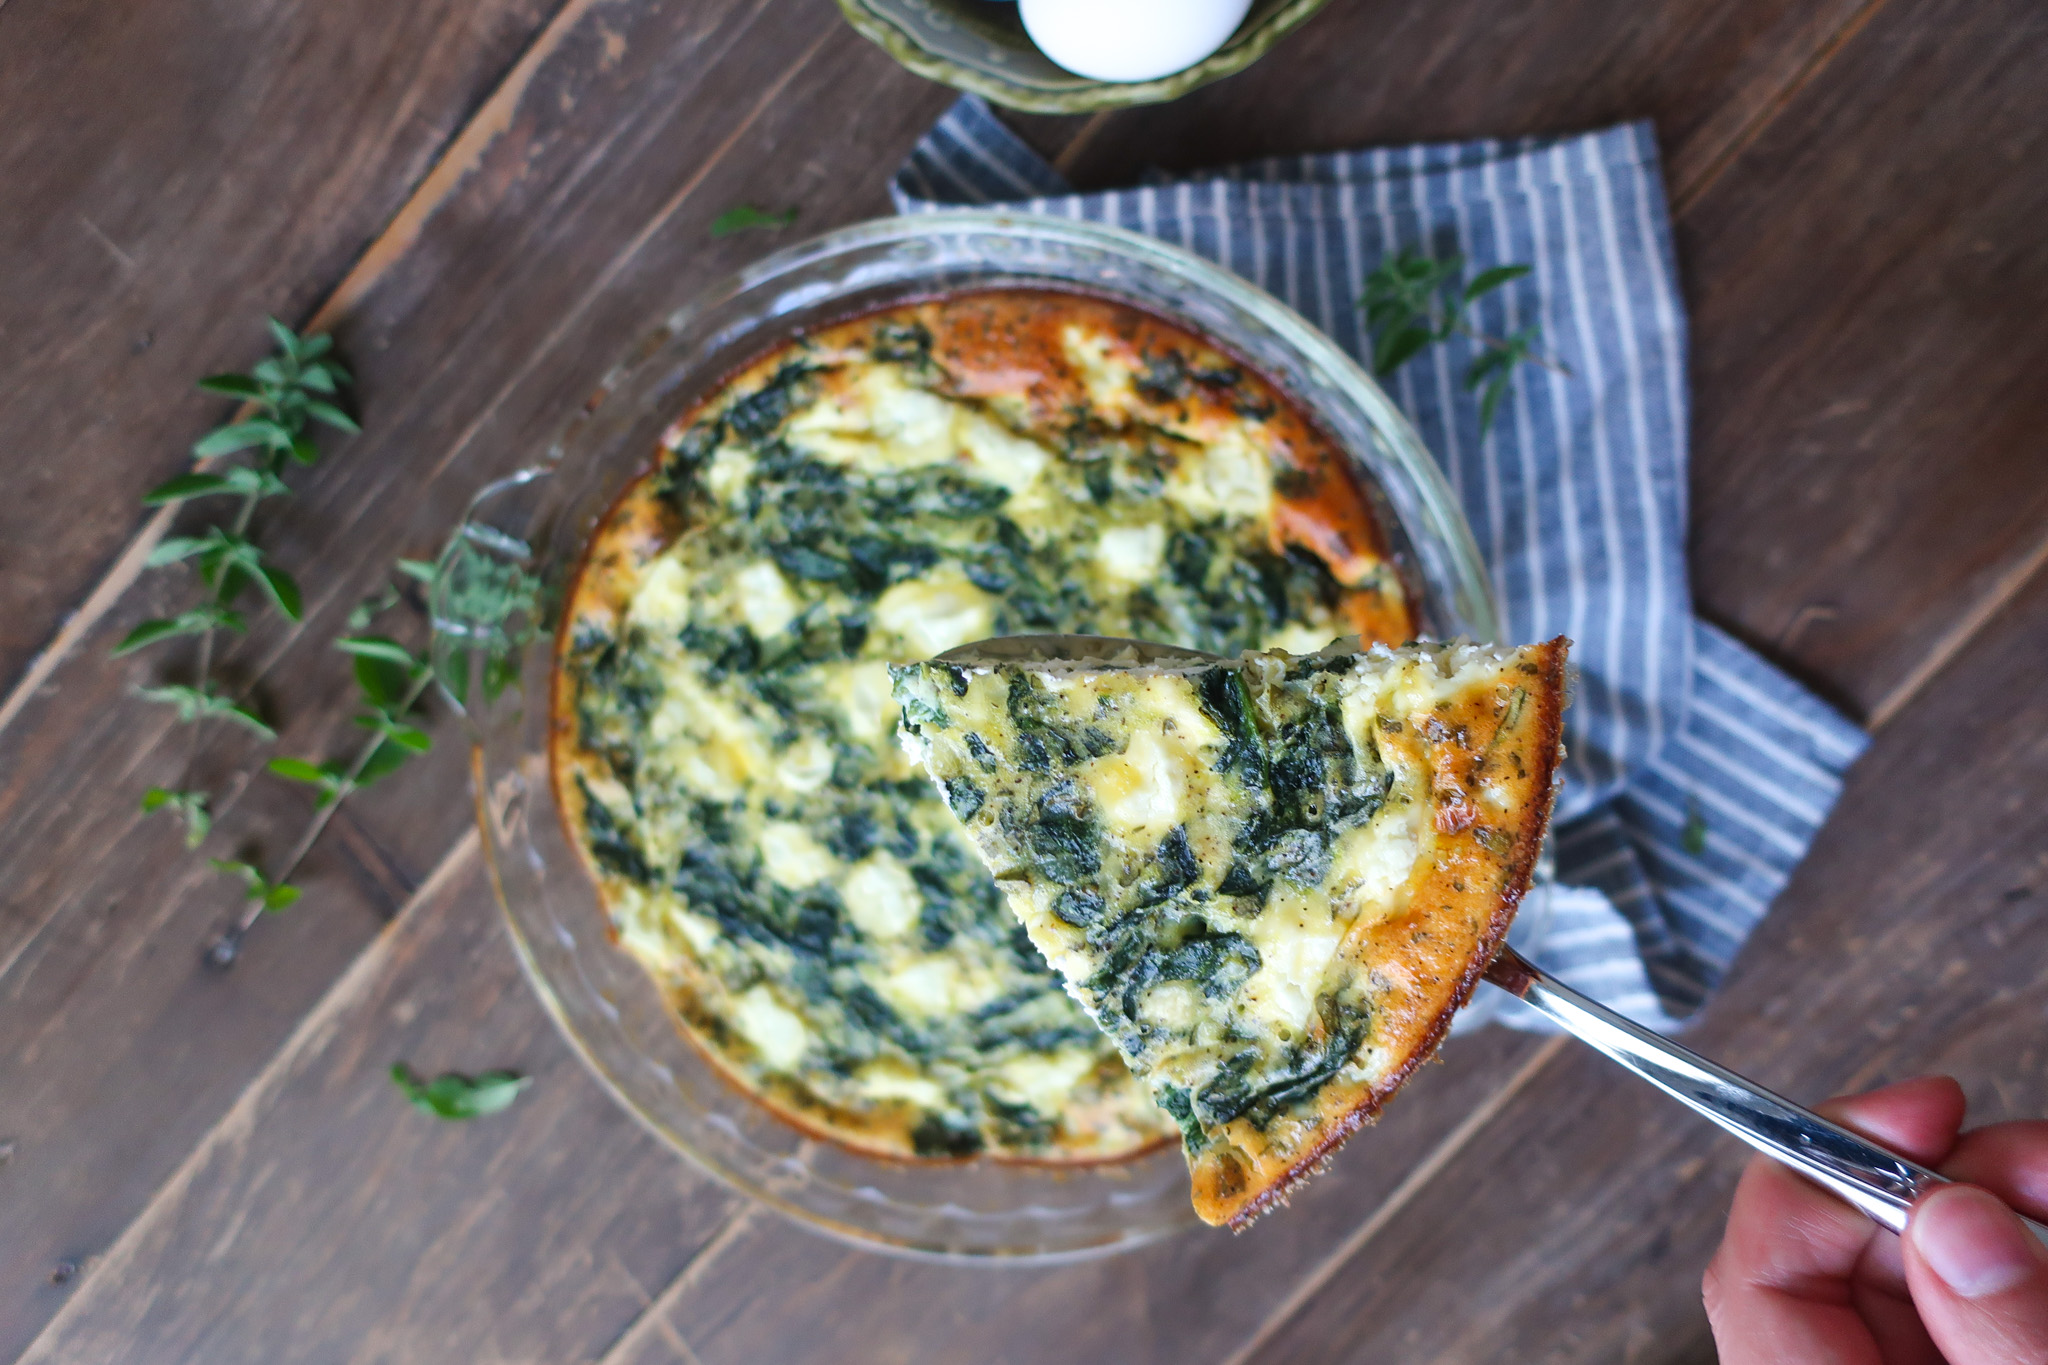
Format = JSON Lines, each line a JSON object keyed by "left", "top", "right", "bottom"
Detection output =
{"left": 892, "top": 638, "right": 1568, "bottom": 1227}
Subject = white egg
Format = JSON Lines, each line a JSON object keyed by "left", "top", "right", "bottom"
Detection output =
{"left": 1020, "top": 0, "right": 1255, "bottom": 84}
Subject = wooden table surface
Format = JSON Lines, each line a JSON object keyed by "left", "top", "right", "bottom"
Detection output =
{"left": 3, "top": 0, "right": 2045, "bottom": 1360}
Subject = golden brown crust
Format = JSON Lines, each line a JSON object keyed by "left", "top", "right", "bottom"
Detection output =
{"left": 1192, "top": 638, "right": 1570, "bottom": 1228}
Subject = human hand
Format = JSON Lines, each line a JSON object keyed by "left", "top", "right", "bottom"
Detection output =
{"left": 1704, "top": 1075, "right": 2048, "bottom": 1364}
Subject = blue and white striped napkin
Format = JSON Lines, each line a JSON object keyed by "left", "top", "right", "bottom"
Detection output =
{"left": 893, "top": 96, "right": 1867, "bottom": 1030}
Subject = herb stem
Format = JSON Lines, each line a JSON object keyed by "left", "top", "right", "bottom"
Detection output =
{"left": 186, "top": 487, "right": 260, "bottom": 724}
{"left": 212, "top": 665, "right": 435, "bottom": 957}
{"left": 1455, "top": 320, "right": 1572, "bottom": 376}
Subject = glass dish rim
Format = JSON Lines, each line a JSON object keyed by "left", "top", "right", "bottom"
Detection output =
{"left": 437, "top": 208, "right": 1508, "bottom": 1264}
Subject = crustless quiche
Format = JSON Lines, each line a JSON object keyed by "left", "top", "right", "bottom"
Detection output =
{"left": 894, "top": 639, "right": 1567, "bottom": 1224}
{"left": 552, "top": 290, "right": 1416, "bottom": 1162}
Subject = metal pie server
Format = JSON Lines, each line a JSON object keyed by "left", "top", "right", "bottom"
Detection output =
{"left": 936, "top": 634, "right": 2048, "bottom": 1247}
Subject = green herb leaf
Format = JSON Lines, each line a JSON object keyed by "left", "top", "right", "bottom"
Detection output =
{"left": 266, "top": 316, "right": 301, "bottom": 357}
{"left": 196, "top": 373, "right": 262, "bottom": 398}
{"left": 267, "top": 755, "right": 352, "bottom": 805}
{"left": 266, "top": 756, "right": 330, "bottom": 784}
{"left": 145, "top": 465, "right": 290, "bottom": 505}
{"left": 347, "top": 585, "right": 401, "bottom": 631}
{"left": 390, "top": 1063, "right": 530, "bottom": 1120}
{"left": 141, "top": 786, "right": 212, "bottom": 848}
{"left": 146, "top": 536, "right": 214, "bottom": 567}
{"left": 210, "top": 857, "right": 299, "bottom": 911}
{"left": 1372, "top": 323, "right": 1435, "bottom": 376}
{"left": 304, "top": 400, "right": 359, "bottom": 434}
{"left": 142, "top": 473, "right": 233, "bottom": 505}
{"left": 1462, "top": 263, "right": 1532, "bottom": 304}
{"left": 1681, "top": 804, "right": 1709, "bottom": 856}
{"left": 254, "top": 562, "right": 303, "bottom": 621}
{"left": 1360, "top": 249, "right": 1557, "bottom": 436}
{"left": 710, "top": 204, "right": 797, "bottom": 238}
{"left": 386, "top": 723, "right": 431, "bottom": 752}
{"left": 191, "top": 419, "right": 291, "bottom": 459}
{"left": 356, "top": 711, "right": 432, "bottom": 752}
{"left": 135, "top": 684, "right": 275, "bottom": 738}
{"left": 395, "top": 558, "right": 436, "bottom": 583}
{"left": 303, "top": 359, "right": 352, "bottom": 390}
{"left": 113, "top": 603, "right": 246, "bottom": 655}
{"left": 355, "top": 738, "right": 415, "bottom": 787}
{"left": 433, "top": 536, "right": 545, "bottom": 706}
{"left": 335, "top": 635, "right": 422, "bottom": 668}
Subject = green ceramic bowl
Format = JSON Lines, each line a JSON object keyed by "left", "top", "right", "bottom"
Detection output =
{"left": 840, "top": 0, "right": 1330, "bottom": 113}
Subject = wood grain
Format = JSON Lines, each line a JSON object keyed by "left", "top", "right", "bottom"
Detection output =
{"left": 0, "top": 0, "right": 560, "bottom": 695}
{"left": 1247, "top": 536, "right": 2048, "bottom": 1364}
{"left": 0, "top": 3, "right": 951, "bottom": 1354}
{"left": 608, "top": 1031, "right": 1554, "bottom": 1365}
{"left": 1680, "top": 0, "right": 2048, "bottom": 718}
{"left": 14, "top": 846, "right": 746, "bottom": 1365}
{"left": 1048, "top": 0, "right": 1878, "bottom": 203}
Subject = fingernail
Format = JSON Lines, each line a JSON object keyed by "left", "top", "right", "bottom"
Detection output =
{"left": 1912, "top": 1185, "right": 2041, "bottom": 1299}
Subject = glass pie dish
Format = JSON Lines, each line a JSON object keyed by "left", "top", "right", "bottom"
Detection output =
{"left": 429, "top": 210, "right": 1505, "bottom": 1261}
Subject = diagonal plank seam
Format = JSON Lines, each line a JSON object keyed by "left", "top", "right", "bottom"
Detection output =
{"left": 423, "top": 14, "right": 836, "bottom": 486}
{"left": 13, "top": 829, "right": 483, "bottom": 1365}
{"left": 1866, "top": 525, "right": 2048, "bottom": 732}
{"left": 0, "top": 0, "right": 803, "bottom": 754}
{"left": 1669, "top": 0, "right": 1892, "bottom": 215}
{"left": 593, "top": 1207, "right": 763, "bottom": 1365}
{"left": 0, "top": 0, "right": 811, "bottom": 998}
{"left": 0, "top": 0, "right": 596, "bottom": 741}
{"left": 1217, "top": 1036, "right": 1572, "bottom": 1365}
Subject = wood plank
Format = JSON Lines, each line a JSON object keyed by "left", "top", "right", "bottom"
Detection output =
{"left": 1047, "top": 0, "right": 1877, "bottom": 205}
{"left": 14, "top": 844, "right": 747, "bottom": 1365}
{"left": 1245, "top": 545, "right": 2048, "bottom": 1363}
{"left": 591, "top": 1037, "right": 1559, "bottom": 1365}
{"left": 0, "top": 0, "right": 560, "bottom": 694}
{"left": 0, "top": 3, "right": 956, "bottom": 1354}
{"left": 1680, "top": 0, "right": 2048, "bottom": 718}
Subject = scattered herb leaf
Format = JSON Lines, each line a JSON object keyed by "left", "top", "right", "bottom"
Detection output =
{"left": 1681, "top": 803, "right": 1709, "bottom": 856}
{"left": 390, "top": 1063, "right": 530, "bottom": 1120}
{"left": 134, "top": 684, "right": 274, "bottom": 739}
{"left": 710, "top": 204, "right": 797, "bottom": 238}
{"left": 141, "top": 787, "right": 211, "bottom": 849}
{"left": 209, "top": 858, "right": 301, "bottom": 912}
{"left": 1359, "top": 248, "right": 1567, "bottom": 435}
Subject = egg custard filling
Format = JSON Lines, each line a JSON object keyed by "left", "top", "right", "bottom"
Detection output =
{"left": 894, "top": 640, "right": 1567, "bottom": 1223}
{"left": 552, "top": 290, "right": 1414, "bottom": 1161}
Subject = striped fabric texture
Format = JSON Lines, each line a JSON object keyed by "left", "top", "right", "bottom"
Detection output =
{"left": 892, "top": 96, "right": 1868, "bottom": 1029}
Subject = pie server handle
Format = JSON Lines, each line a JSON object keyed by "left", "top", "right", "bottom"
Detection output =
{"left": 1485, "top": 945, "right": 2048, "bottom": 1248}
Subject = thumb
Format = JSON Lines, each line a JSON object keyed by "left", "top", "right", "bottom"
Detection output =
{"left": 1904, "top": 1184, "right": 2048, "bottom": 1364}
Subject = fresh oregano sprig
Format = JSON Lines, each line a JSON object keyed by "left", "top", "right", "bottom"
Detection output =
{"left": 132, "top": 683, "right": 275, "bottom": 739}
{"left": 390, "top": 1064, "right": 531, "bottom": 1121}
{"left": 141, "top": 788, "right": 211, "bottom": 849}
{"left": 115, "top": 317, "right": 368, "bottom": 952}
{"left": 121, "top": 320, "right": 357, "bottom": 726}
{"left": 209, "top": 857, "right": 303, "bottom": 914}
{"left": 1359, "top": 249, "right": 1569, "bottom": 434}
{"left": 709, "top": 203, "right": 797, "bottom": 238}
{"left": 206, "top": 573, "right": 439, "bottom": 965}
